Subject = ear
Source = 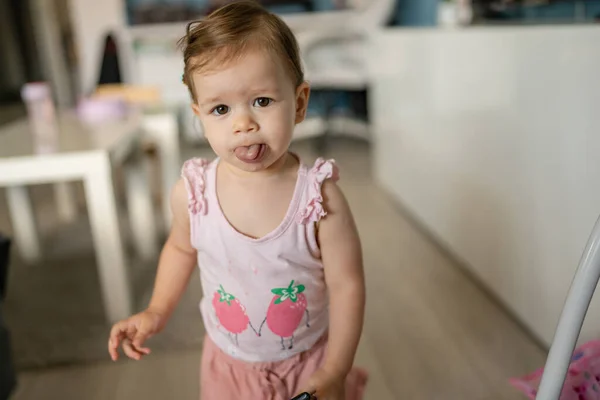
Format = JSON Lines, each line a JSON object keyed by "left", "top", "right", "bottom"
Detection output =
{"left": 294, "top": 81, "right": 310, "bottom": 124}
{"left": 191, "top": 103, "right": 202, "bottom": 118}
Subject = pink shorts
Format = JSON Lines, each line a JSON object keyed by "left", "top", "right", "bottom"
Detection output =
{"left": 200, "top": 335, "right": 368, "bottom": 400}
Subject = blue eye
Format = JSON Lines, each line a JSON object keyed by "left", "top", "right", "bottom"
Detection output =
{"left": 212, "top": 105, "right": 229, "bottom": 115}
{"left": 254, "top": 97, "right": 272, "bottom": 107}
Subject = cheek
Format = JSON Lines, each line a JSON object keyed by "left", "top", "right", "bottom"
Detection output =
{"left": 201, "top": 120, "right": 228, "bottom": 148}
{"left": 202, "top": 118, "right": 226, "bottom": 135}
{"left": 205, "top": 136, "right": 230, "bottom": 158}
{"left": 267, "top": 115, "right": 294, "bottom": 148}
{"left": 269, "top": 105, "right": 296, "bottom": 131}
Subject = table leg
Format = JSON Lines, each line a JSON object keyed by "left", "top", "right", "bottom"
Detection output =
{"left": 143, "top": 113, "right": 180, "bottom": 230}
{"left": 124, "top": 154, "right": 157, "bottom": 261}
{"left": 5, "top": 186, "right": 42, "bottom": 264}
{"left": 84, "top": 154, "right": 132, "bottom": 323}
{"left": 53, "top": 182, "right": 78, "bottom": 223}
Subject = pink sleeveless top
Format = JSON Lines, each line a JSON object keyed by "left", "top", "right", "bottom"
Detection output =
{"left": 181, "top": 155, "right": 339, "bottom": 363}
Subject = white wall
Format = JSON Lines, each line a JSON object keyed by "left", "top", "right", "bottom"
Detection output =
{"left": 68, "top": 0, "right": 125, "bottom": 95}
{"left": 369, "top": 26, "right": 600, "bottom": 347}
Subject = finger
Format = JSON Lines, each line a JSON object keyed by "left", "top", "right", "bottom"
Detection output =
{"left": 132, "top": 327, "right": 152, "bottom": 353}
{"left": 123, "top": 339, "right": 144, "bottom": 360}
{"left": 136, "top": 345, "right": 151, "bottom": 355}
{"left": 133, "top": 344, "right": 151, "bottom": 355}
{"left": 126, "top": 321, "right": 137, "bottom": 339}
{"left": 122, "top": 339, "right": 143, "bottom": 360}
{"left": 110, "top": 321, "right": 128, "bottom": 340}
{"left": 109, "top": 321, "right": 128, "bottom": 352}
{"left": 108, "top": 335, "right": 123, "bottom": 361}
{"left": 126, "top": 322, "right": 147, "bottom": 352}
{"left": 108, "top": 323, "right": 128, "bottom": 361}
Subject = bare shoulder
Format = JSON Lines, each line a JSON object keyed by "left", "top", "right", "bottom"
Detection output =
{"left": 321, "top": 179, "right": 352, "bottom": 217}
{"left": 318, "top": 177, "right": 363, "bottom": 278}
{"left": 319, "top": 179, "right": 359, "bottom": 243}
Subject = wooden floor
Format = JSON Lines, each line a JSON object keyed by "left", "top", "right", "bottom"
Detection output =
{"left": 8, "top": 139, "right": 545, "bottom": 400}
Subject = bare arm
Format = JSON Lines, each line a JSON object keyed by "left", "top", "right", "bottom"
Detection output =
{"left": 318, "top": 180, "right": 366, "bottom": 377}
{"left": 146, "top": 178, "right": 198, "bottom": 327}
{"left": 108, "top": 178, "right": 198, "bottom": 360}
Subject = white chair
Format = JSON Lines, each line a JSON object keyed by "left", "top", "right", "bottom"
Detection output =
{"left": 113, "top": 1, "right": 396, "bottom": 148}
{"left": 292, "top": 0, "right": 396, "bottom": 150}
{"left": 535, "top": 214, "right": 600, "bottom": 399}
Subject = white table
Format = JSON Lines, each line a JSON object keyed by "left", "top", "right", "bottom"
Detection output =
{"left": 0, "top": 111, "right": 158, "bottom": 323}
{"left": 51, "top": 110, "right": 181, "bottom": 231}
{"left": 140, "top": 110, "right": 180, "bottom": 229}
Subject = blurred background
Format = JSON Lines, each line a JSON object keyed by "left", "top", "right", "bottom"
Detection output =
{"left": 1, "top": 0, "right": 600, "bottom": 399}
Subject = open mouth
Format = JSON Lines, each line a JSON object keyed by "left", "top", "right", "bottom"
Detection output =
{"left": 234, "top": 144, "right": 267, "bottom": 164}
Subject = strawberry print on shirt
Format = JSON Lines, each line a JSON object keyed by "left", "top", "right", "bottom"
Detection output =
{"left": 264, "top": 280, "right": 310, "bottom": 350}
{"left": 212, "top": 285, "right": 250, "bottom": 346}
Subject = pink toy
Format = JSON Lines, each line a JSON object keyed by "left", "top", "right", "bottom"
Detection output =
{"left": 511, "top": 340, "right": 600, "bottom": 399}
{"left": 77, "top": 97, "right": 129, "bottom": 123}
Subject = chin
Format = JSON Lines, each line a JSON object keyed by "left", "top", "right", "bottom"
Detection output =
{"left": 219, "top": 155, "right": 267, "bottom": 172}
{"left": 235, "top": 161, "right": 269, "bottom": 172}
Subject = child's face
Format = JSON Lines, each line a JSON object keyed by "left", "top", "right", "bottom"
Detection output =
{"left": 191, "top": 48, "right": 309, "bottom": 172}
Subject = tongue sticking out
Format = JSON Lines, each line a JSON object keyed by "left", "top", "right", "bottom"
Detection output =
{"left": 235, "top": 144, "right": 263, "bottom": 162}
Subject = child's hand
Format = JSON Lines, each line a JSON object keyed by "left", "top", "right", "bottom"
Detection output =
{"left": 108, "top": 309, "right": 164, "bottom": 361}
{"left": 300, "top": 368, "right": 346, "bottom": 400}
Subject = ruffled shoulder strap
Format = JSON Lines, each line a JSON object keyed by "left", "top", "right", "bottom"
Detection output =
{"left": 296, "top": 158, "right": 340, "bottom": 224}
{"left": 181, "top": 158, "right": 210, "bottom": 216}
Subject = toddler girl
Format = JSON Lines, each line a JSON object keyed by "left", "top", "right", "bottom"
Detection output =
{"left": 108, "top": 2, "right": 367, "bottom": 399}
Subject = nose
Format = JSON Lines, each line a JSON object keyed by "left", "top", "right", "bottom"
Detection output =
{"left": 233, "top": 111, "right": 258, "bottom": 135}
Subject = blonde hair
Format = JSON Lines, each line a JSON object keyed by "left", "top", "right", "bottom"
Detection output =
{"left": 178, "top": 1, "right": 304, "bottom": 101}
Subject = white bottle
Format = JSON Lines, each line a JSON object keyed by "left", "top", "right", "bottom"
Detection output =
{"left": 21, "top": 82, "right": 60, "bottom": 154}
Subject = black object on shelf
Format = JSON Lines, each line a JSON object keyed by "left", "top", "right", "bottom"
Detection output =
{"left": 97, "top": 34, "right": 122, "bottom": 87}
